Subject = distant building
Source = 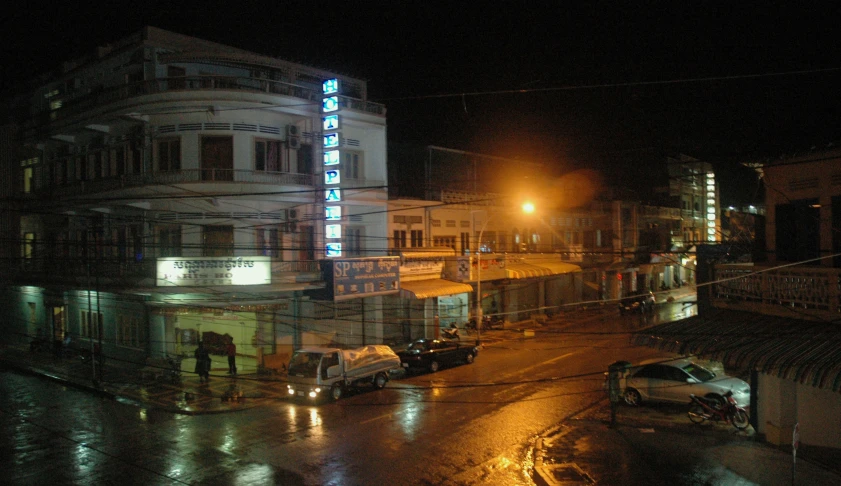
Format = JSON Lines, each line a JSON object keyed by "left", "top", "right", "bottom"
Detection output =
{"left": 664, "top": 154, "right": 721, "bottom": 247}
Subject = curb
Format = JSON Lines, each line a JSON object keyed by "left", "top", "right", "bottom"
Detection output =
{"left": 1, "top": 358, "right": 116, "bottom": 401}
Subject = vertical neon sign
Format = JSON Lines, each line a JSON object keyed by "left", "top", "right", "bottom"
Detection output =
{"left": 323, "top": 78, "right": 342, "bottom": 257}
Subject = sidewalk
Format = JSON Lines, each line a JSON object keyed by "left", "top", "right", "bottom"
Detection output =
{"left": 0, "top": 345, "right": 289, "bottom": 415}
{"left": 533, "top": 399, "right": 841, "bottom": 485}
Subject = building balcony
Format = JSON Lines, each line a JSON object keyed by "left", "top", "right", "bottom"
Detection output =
{"left": 23, "top": 75, "right": 386, "bottom": 134}
{"left": 640, "top": 206, "right": 682, "bottom": 219}
{"left": 29, "top": 169, "right": 317, "bottom": 199}
{"left": 712, "top": 263, "right": 841, "bottom": 321}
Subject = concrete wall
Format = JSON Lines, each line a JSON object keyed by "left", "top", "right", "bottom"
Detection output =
{"left": 758, "top": 372, "right": 841, "bottom": 449}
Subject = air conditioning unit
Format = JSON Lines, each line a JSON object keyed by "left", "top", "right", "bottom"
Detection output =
{"left": 288, "top": 136, "right": 301, "bottom": 150}
{"left": 287, "top": 125, "right": 300, "bottom": 137}
{"left": 288, "top": 209, "right": 298, "bottom": 220}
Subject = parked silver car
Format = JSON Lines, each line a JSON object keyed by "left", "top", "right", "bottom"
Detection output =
{"left": 621, "top": 358, "right": 750, "bottom": 407}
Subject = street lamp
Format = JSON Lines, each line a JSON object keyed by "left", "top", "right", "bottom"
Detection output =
{"left": 474, "top": 202, "right": 535, "bottom": 342}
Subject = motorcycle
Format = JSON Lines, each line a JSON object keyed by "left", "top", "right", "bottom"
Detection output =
{"left": 441, "top": 324, "right": 460, "bottom": 341}
{"left": 687, "top": 390, "right": 750, "bottom": 430}
{"left": 467, "top": 315, "right": 502, "bottom": 333}
{"left": 164, "top": 354, "right": 183, "bottom": 384}
{"left": 484, "top": 314, "right": 503, "bottom": 329}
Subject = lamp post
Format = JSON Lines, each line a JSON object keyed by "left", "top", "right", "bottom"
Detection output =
{"left": 474, "top": 213, "right": 491, "bottom": 343}
{"left": 473, "top": 202, "right": 534, "bottom": 342}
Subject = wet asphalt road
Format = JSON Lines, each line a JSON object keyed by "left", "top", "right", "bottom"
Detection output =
{"left": 1, "top": 301, "right": 703, "bottom": 485}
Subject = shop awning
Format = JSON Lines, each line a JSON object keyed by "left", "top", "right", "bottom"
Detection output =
{"left": 401, "top": 248, "right": 456, "bottom": 259}
{"left": 506, "top": 263, "right": 554, "bottom": 279}
{"left": 399, "top": 279, "right": 474, "bottom": 299}
{"left": 538, "top": 261, "right": 582, "bottom": 275}
{"left": 632, "top": 309, "right": 841, "bottom": 393}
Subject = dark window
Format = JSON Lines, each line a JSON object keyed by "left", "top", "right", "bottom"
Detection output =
{"left": 297, "top": 144, "right": 313, "bottom": 174}
{"left": 662, "top": 366, "right": 687, "bottom": 382}
{"left": 775, "top": 199, "right": 819, "bottom": 264}
{"left": 393, "top": 230, "right": 406, "bottom": 249}
{"left": 201, "top": 136, "right": 233, "bottom": 181}
{"left": 256, "top": 226, "right": 282, "bottom": 258}
{"left": 255, "top": 139, "right": 284, "bottom": 172}
{"left": 158, "top": 226, "right": 182, "bottom": 257}
{"left": 410, "top": 230, "right": 423, "bottom": 248}
{"left": 344, "top": 227, "right": 362, "bottom": 257}
{"left": 634, "top": 364, "right": 668, "bottom": 379}
{"left": 113, "top": 146, "right": 126, "bottom": 176}
{"left": 298, "top": 225, "right": 315, "bottom": 261}
{"left": 158, "top": 139, "right": 181, "bottom": 172}
{"left": 342, "top": 151, "right": 361, "bottom": 179}
{"left": 130, "top": 141, "right": 142, "bottom": 175}
{"left": 321, "top": 352, "right": 340, "bottom": 379}
{"left": 203, "top": 225, "right": 234, "bottom": 257}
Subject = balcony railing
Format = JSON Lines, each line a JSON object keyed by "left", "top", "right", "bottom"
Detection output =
{"left": 712, "top": 264, "right": 841, "bottom": 320}
{"left": 24, "top": 75, "right": 386, "bottom": 132}
{"left": 36, "top": 169, "right": 317, "bottom": 197}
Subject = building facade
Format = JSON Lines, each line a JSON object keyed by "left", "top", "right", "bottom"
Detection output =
{"left": 2, "top": 27, "right": 390, "bottom": 373}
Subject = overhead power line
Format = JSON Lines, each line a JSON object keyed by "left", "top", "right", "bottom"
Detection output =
{"left": 374, "top": 66, "right": 841, "bottom": 102}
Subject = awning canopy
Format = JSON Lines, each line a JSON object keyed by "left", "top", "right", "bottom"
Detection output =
{"left": 506, "top": 263, "right": 554, "bottom": 279}
{"left": 632, "top": 309, "right": 841, "bottom": 393}
{"left": 401, "top": 248, "right": 456, "bottom": 259}
{"left": 538, "top": 261, "right": 582, "bottom": 275}
{"left": 399, "top": 279, "right": 473, "bottom": 299}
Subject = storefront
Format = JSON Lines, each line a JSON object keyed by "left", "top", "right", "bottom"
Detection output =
{"left": 396, "top": 249, "right": 473, "bottom": 340}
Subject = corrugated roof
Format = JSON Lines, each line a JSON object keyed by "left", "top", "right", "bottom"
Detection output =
{"left": 399, "top": 279, "right": 473, "bottom": 299}
{"left": 401, "top": 248, "right": 456, "bottom": 259}
{"left": 538, "top": 262, "right": 582, "bottom": 275}
{"left": 506, "top": 263, "right": 554, "bottom": 279}
{"left": 632, "top": 309, "right": 841, "bottom": 392}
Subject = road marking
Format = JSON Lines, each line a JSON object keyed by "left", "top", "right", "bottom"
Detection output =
{"left": 511, "top": 351, "right": 581, "bottom": 377}
{"left": 360, "top": 413, "right": 393, "bottom": 425}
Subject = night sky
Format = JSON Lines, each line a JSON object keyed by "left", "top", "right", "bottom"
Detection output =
{"left": 3, "top": 1, "right": 840, "bottom": 205}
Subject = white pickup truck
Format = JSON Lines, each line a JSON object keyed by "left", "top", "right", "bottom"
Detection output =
{"left": 286, "top": 345, "right": 401, "bottom": 401}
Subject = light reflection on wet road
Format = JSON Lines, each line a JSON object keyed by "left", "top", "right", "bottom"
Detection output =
{"left": 1, "top": 299, "right": 713, "bottom": 485}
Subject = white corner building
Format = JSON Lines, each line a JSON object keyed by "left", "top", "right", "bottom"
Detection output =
{"left": 4, "top": 27, "right": 390, "bottom": 373}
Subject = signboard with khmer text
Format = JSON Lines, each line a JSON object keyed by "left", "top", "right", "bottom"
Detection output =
{"left": 321, "top": 257, "right": 400, "bottom": 301}
{"left": 156, "top": 257, "right": 272, "bottom": 287}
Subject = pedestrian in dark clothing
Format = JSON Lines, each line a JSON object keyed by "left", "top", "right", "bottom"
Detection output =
{"left": 226, "top": 338, "right": 237, "bottom": 375}
{"left": 194, "top": 341, "right": 211, "bottom": 383}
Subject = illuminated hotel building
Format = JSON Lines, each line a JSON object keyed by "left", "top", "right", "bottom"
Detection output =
{"left": 2, "top": 27, "right": 389, "bottom": 373}
{"left": 666, "top": 155, "right": 721, "bottom": 247}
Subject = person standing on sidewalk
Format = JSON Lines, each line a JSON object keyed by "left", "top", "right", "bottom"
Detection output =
{"left": 226, "top": 338, "right": 237, "bottom": 376}
{"left": 194, "top": 341, "right": 210, "bottom": 383}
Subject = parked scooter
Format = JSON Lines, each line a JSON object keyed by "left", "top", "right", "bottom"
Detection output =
{"left": 164, "top": 354, "right": 183, "bottom": 384}
{"left": 483, "top": 314, "right": 503, "bottom": 329}
{"left": 687, "top": 390, "right": 750, "bottom": 430}
{"left": 441, "top": 324, "right": 460, "bottom": 341}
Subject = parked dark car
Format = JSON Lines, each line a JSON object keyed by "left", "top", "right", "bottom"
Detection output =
{"left": 397, "top": 338, "right": 479, "bottom": 373}
{"left": 618, "top": 292, "right": 655, "bottom": 315}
